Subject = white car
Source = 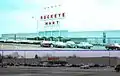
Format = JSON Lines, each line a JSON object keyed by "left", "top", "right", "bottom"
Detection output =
{"left": 54, "top": 41, "right": 67, "bottom": 48}
{"left": 5, "top": 39, "right": 15, "bottom": 43}
{"left": 66, "top": 41, "right": 77, "bottom": 48}
{"left": 77, "top": 42, "right": 93, "bottom": 49}
{"left": 80, "top": 65, "right": 90, "bottom": 69}
{"left": 65, "top": 64, "right": 73, "bottom": 67}
{"left": 40, "top": 41, "right": 55, "bottom": 47}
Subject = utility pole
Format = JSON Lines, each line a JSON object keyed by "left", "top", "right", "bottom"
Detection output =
{"left": 1, "top": 44, "right": 3, "bottom": 67}
{"left": 103, "top": 32, "right": 106, "bottom": 43}
{"left": 108, "top": 51, "right": 111, "bottom": 66}
{"left": 32, "top": 16, "right": 39, "bottom": 41}
{"left": 14, "top": 34, "right": 16, "bottom": 40}
{"left": 1, "top": 50, "right": 3, "bottom": 67}
{"left": 24, "top": 51, "right": 26, "bottom": 66}
{"left": 1, "top": 44, "right": 4, "bottom": 67}
{"left": 36, "top": 20, "right": 39, "bottom": 40}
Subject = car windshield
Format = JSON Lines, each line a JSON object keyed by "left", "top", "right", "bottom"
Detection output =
{"left": 116, "top": 64, "right": 120, "bottom": 67}
{"left": 80, "top": 42, "right": 90, "bottom": 44}
{"left": 114, "top": 43, "right": 120, "bottom": 45}
{"left": 42, "top": 41, "right": 51, "bottom": 43}
{"left": 66, "top": 41, "right": 75, "bottom": 44}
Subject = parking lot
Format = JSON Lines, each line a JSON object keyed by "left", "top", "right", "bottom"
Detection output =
{"left": 0, "top": 67, "right": 119, "bottom": 76}
{"left": 0, "top": 43, "right": 106, "bottom": 50}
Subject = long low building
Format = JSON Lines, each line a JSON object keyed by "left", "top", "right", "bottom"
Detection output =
{"left": 2, "top": 57, "right": 120, "bottom": 66}
{"left": 1, "top": 30, "right": 120, "bottom": 44}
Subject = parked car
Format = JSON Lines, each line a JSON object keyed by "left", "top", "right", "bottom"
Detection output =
{"left": 0, "top": 39, "right": 6, "bottom": 43}
{"left": 40, "top": 41, "right": 55, "bottom": 47}
{"left": 105, "top": 43, "right": 120, "bottom": 50}
{"left": 77, "top": 42, "right": 93, "bottom": 49}
{"left": 87, "top": 63, "right": 95, "bottom": 67}
{"left": 54, "top": 41, "right": 67, "bottom": 48}
{"left": 80, "top": 65, "right": 90, "bottom": 69}
{"left": 65, "top": 64, "right": 73, "bottom": 67}
{"left": 66, "top": 41, "right": 77, "bottom": 48}
{"left": 115, "top": 64, "right": 120, "bottom": 72}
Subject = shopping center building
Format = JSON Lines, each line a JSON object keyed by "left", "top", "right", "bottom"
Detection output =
{"left": 2, "top": 56, "right": 120, "bottom": 66}
{"left": 1, "top": 2, "right": 120, "bottom": 44}
{"left": 1, "top": 30, "right": 120, "bottom": 44}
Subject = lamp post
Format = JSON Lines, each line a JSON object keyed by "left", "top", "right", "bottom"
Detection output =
{"left": 57, "top": 21, "right": 61, "bottom": 41}
{"left": 43, "top": 25, "right": 46, "bottom": 41}
{"left": 108, "top": 51, "right": 111, "bottom": 66}
{"left": 1, "top": 44, "right": 3, "bottom": 67}
{"left": 1, "top": 50, "right": 3, "bottom": 67}
{"left": 58, "top": 25, "right": 61, "bottom": 41}
{"left": 24, "top": 51, "right": 26, "bottom": 66}
{"left": 50, "top": 26, "right": 52, "bottom": 41}
{"left": 32, "top": 16, "right": 39, "bottom": 40}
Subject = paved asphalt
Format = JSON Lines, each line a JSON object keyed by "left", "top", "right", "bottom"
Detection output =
{"left": 0, "top": 43, "right": 107, "bottom": 51}
{"left": 0, "top": 67, "right": 120, "bottom": 76}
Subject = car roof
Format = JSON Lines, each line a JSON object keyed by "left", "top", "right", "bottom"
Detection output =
{"left": 116, "top": 64, "right": 120, "bottom": 66}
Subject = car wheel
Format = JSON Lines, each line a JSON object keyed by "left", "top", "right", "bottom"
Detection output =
{"left": 106, "top": 48, "right": 109, "bottom": 50}
{"left": 63, "top": 46, "right": 66, "bottom": 48}
{"left": 115, "top": 48, "right": 119, "bottom": 50}
{"left": 116, "top": 69, "right": 120, "bottom": 72}
{"left": 50, "top": 45, "right": 53, "bottom": 48}
{"left": 83, "top": 47, "right": 85, "bottom": 49}
{"left": 111, "top": 48, "right": 114, "bottom": 50}
{"left": 88, "top": 47, "right": 91, "bottom": 49}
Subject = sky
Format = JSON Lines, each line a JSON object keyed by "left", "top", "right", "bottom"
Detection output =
{"left": 0, "top": 0, "right": 120, "bottom": 36}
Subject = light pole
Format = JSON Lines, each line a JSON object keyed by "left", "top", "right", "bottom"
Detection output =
{"left": 50, "top": 25, "right": 53, "bottom": 41}
{"left": 24, "top": 51, "right": 26, "bottom": 66}
{"left": 58, "top": 24, "right": 61, "bottom": 41}
{"left": 32, "top": 16, "right": 39, "bottom": 40}
{"left": 44, "top": 25, "right": 46, "bottom": 41}
{"left": 1, "top": 44, "right": 3, "bottom": 67}
{"left": 1, "top": 50, "right": 3, "bottom": 67}
{"left": 108, "top": 51, "right": 111, "bottom": 66}
{"left": 44, "top": 26, "right": 46, "bottom": 40}
{"left": 57, "top": 21, "right": 61, "bottom": 41}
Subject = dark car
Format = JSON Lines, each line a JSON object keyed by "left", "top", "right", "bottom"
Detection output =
{"left": 115, "top": 64, "right": 120, "bottom": 72}
{"left": 105, "top": 43, "right": 120, "bottom": 50}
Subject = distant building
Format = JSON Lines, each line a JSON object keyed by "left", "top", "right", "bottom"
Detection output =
{"left": 1, "top": 3, "right": 120, "bottom": 44}
{"left": 2, "top": 57, "right": 120, "bottom": 66}
{"left": 1, "top": 30, "right": 120, "bottom": 44}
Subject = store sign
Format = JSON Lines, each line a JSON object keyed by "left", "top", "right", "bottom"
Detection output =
{"left": 48, "top": 57, "right": 59, "bottom": 60}
{"left": 40, "top": 12, "right": 65, "bottom": 20}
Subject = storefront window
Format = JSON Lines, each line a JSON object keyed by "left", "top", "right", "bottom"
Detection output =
{"left": 44, "top": 16, "right": 46, "bottom": 19}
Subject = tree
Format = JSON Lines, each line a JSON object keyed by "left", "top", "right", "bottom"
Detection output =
{"left": 35, "top": 37, "right": 40, "bottom": 40}
{"left": 103, "top": 32, "right": 106, "bottom": 43}
{"left": 35, "top": 54, "right": 38, "bottom": 59}
{"left": 56, "top": 36, "right": 63, "bottom": 41}
{"left": 11, "top": 52, "right": 19, "bottom": 58}
{"left": 62, "top": 38, "right": 71, "bottom": 42}
{"left": 72, "top": 54, "right": 77, "bottom": 58}
{"left": 41, "top": 37, "right": 47, "bottom": 40}
{"left": 48, "top": 37, "right": 55, "bottom": 41}
{"left": 7, "top": 55, "right": 13, "bottom": 59}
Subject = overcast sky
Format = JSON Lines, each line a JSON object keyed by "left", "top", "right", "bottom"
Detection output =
{"left": 0, "top": 0, "right": 120, "bottom": 35}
